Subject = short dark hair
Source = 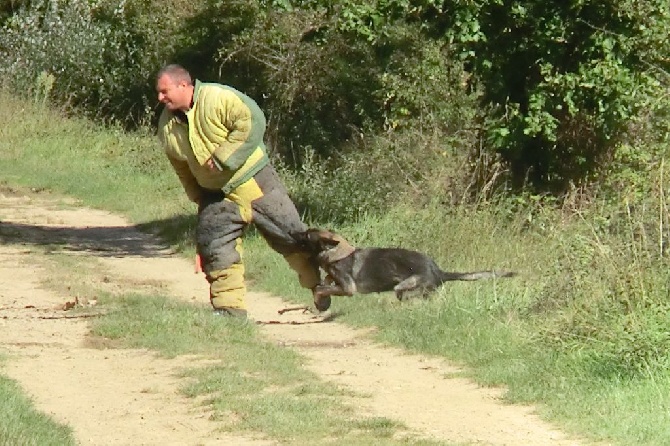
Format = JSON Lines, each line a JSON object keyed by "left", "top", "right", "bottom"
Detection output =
{"left": 156, "top": 64, "right": 193, "bottom": 85}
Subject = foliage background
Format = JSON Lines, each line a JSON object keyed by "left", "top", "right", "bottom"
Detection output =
{"left": 5, "top": 0, "right": 670, "bottom": 202}
{"left": 5, "top": 0, "right": 670, "bottom": 198}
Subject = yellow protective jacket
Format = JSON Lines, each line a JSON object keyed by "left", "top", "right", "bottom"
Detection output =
{"left": 157, "top": 80, "right": 270, "bottom": 202}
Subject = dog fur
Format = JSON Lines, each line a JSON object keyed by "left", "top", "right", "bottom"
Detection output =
{"left": 292, "top": 228, "right": 516, "bottom": 309}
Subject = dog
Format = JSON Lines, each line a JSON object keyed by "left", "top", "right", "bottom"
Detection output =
{"left": 291, "top": 228, "right": 516, "bottom": 311}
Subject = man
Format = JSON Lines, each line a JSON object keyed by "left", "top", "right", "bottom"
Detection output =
{"left": 156, "top": 64, "right": 325, "bottom": 318}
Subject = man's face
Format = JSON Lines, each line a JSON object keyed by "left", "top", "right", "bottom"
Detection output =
{"left": 156, "top": 74, "right": 191, "bottom": 111}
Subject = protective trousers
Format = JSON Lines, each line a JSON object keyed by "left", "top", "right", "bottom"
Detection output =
{"left": 196, "top": 164, "right": 320, "bottom": 311}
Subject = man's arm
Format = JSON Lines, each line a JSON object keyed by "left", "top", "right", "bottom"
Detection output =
{"left": 211, "top": 88, "right": 266, "bottom": 172}
{"left": 168, "top": 155, "right": 203, "bottom": 203}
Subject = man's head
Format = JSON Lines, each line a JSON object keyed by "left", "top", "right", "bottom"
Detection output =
{"left": 156, "top": 64, "right": 194, "bottom": 112}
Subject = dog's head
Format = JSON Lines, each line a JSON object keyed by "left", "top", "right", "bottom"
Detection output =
{"left": 290, "top": 228, "right": 355, "bottom": 262}
{"left": 290, "top": 228, "right": 343, "bottom": 254}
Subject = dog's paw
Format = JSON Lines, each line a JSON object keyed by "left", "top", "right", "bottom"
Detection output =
{"left": 314, "top": 294, "right": 332, "bottom": 312}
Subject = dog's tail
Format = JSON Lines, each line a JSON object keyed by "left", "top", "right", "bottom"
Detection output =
{"left": 440, "top": 270, "right": 517, "bottom": 282}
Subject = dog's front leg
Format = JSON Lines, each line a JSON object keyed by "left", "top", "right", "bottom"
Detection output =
{"left": 312, "top": 274, "right": 354, "bottom": 312}
{"left": 313, "top": 283, "right": 352, "bottom": 298}
{"left": 314, "top": 273, "right": 356, "bottom": 297}
{"left": 312, "top": 263, "right": 356, "bottom": 312}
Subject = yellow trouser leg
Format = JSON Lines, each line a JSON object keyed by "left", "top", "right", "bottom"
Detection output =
{"left": 208, "top": 262, "right": 247, "bottom": 310}
{"left": 205, "top": 179, "right": 262, "bottom": 312}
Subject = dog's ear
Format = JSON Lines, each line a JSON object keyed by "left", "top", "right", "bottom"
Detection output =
{"left": 317, "top": 230, "right": 342, "bottom": 248}
{"left": 315, "top": 229, "right": 356, "bottom": 262}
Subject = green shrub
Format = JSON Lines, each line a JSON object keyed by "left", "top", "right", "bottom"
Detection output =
{"left": 0, "top": 0, "right": 195, "bottom": 126}
{"left": 451, "top": 0, "right": 670, "bottom": 191}
{"left": 280, "top": 123, "right": 477, "bottom": 225}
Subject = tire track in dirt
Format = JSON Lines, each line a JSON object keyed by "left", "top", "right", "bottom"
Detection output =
{"left": 0, "top": 188, "right": 592, "bottom": 445}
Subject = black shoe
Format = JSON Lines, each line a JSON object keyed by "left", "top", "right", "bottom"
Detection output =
{"left": 213, "top": 308, "right": 248, "bottom": 319}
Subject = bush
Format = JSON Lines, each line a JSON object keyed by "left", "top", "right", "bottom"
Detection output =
{"left": 450, "top": 0, "right": 670, "bottom": 191}
{"left": 0, "top": 0, "right": 200, "bottom": 126}
{"left": 280, "top": 122, "right": 478, "bottom": 225}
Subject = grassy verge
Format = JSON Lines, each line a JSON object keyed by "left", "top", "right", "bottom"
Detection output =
{"left": 88, "top": 293, "right": 439, "bottom": 445}
{"left": 247, "top": 234, "right": 670, "bottom": 445}
{"left": 3, "top": 91, "right": 670, "bottom": 445}
{"left": 0, "top": 365, "right": 75, "bottom": 446}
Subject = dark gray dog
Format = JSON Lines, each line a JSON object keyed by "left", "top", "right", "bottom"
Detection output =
{"left": 291, "top": 228, "right": 516, "bottom": 311}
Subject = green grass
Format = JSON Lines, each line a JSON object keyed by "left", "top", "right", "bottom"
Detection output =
{"left": 88, "top": 294, "right": 442, "bottom": 445}
{"left": 244, "top": 208, "right": 670, "bottom": 446}
{"left": 0, "top": 364, "right": 75, "bottom": 446}
{"left": 3, "top": 90, "right": 670, "bottom": 445}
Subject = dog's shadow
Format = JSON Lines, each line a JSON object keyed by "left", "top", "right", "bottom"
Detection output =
{"left": 256, "top": 309, "right": 342, "bottom": 325}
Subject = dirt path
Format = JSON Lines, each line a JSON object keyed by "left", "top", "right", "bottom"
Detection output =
{"left": 0, "top": 187, "right": 588, "bottom": 445}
